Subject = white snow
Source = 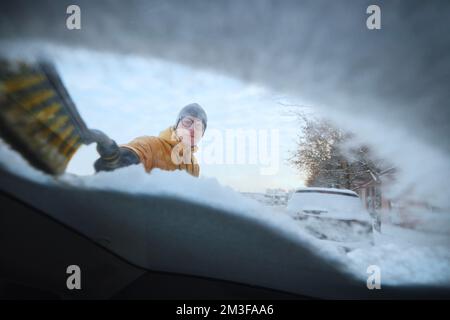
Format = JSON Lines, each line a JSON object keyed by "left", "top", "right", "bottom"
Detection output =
{"left": 347, "top": 240, "right": 450, "bottom": 285}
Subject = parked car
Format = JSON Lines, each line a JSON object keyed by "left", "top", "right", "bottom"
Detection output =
{"left": 287, "top": 187, "right": 374, "bottom": 250}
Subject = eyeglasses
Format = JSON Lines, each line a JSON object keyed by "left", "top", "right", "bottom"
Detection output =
{"left": 180, "top": 117, "right": 204, "bottom": 131}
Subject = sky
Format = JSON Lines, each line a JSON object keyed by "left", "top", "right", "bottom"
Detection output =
{"left": 53, "top": 46, "right": 307, "bottom": 192}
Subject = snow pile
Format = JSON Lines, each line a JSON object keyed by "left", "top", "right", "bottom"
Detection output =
{"left": 348, "top": 222, "right": 450, "bottom": 286}
{"left": 62, "top": 165, "right": 356, "bottom": 263}
{"left": 347, "top": 243, "right": 450, "bottom": 286}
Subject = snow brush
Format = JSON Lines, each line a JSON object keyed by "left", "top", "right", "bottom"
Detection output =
{"left": 0, "top": 59, "right": 111, "bottom": 175}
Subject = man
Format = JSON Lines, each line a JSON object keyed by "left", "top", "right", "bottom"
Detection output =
{"left": 93, "top": 103, "right": 207, "bottom": 177}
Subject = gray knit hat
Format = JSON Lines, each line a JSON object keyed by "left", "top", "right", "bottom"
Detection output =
{"left": 175, "top": 103, "right": 207, "bottom": 133}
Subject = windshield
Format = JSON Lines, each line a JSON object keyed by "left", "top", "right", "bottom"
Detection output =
{"left": 0, "top": 0, "right": 449, "bottom": 301}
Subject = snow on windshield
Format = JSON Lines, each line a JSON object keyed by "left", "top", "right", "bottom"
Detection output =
{"left": 1, "top": 139, "right": 449, "bottom": 286}
{"left": 2, "top": 2, "right": 450, "bottom": 301}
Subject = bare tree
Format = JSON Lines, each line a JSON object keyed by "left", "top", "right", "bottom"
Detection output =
{"left": 289, "top": 111, "right": 389, "bottom": 190}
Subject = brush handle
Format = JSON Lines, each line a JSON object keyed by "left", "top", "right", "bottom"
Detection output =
{"left": 88, "top": 129, "right": 140, "bottom": 172}
{"left": 88, "top": 129, "right": 120, "bottom": 160}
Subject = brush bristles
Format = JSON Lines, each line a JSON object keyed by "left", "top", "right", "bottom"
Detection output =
{"left": 0, "top": 60, "right": 87, "bottom": 175}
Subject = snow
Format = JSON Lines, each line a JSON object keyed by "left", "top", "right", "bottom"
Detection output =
{"left": 347, "top": 238, "right": 450, "bottom": 285}
{"left": 1, "top": 139, "right": 450, "bottom": 287}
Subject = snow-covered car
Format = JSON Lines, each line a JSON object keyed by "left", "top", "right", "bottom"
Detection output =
{"left": 287, "top": 187, "right": 373, "bottom": 249}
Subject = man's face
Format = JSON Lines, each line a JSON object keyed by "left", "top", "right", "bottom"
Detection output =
{"left": 176, "top": 116, "right": 204, "bottom": 147}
